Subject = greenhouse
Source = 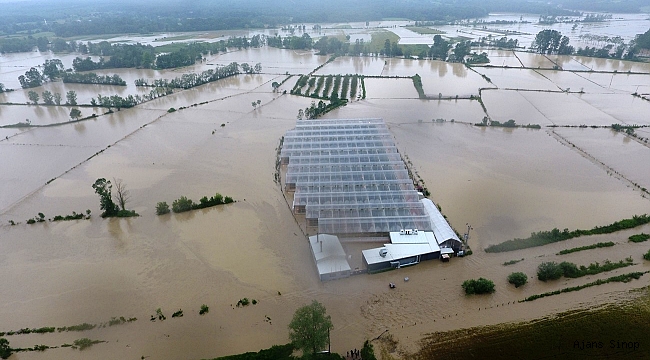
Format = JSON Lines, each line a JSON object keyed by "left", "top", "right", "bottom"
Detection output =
{"left": 282, "top": 118, "right": 436, "bottom": 236}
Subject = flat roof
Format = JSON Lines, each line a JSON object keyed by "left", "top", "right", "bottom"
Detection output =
{"left": 363, "top": 231, "right": 441, "bottom": 265}
{"left": 309, "top": 234, "right": 351, "bottom": 275}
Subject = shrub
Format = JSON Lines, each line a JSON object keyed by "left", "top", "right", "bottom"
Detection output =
{"left": 644, "top": 249, "right": 650, "bottom": 261}
{"left": 0, "top": 338, "right": 12, "bottom": 359}
{"left": 172, "top": 309, "right": 183, "bottom": 318}
{"left": 116, "top": 209, "right": 138, "bottom": 217}
{"left": 72, "top": 338, "right": 103, "bottom": 350}
{"left": 156, "top": 201, "right": 170, "bottom": 215}
{"left": 361, "top": 340, "right": 377, "bottom": 360}
{"left": 629, "top": 233, "right": 650, "bottom": 243}
{"left": 57, "top": 323, "right": 96, "bottom": 332}
{"left": 224, "top": 196, "right": 234, "bottom": 204}
{"left": 503, "top": 258, "right": 524, "bottom": 266}
{"left": 507, "top": 272, "right": 528, "bottom": 288}
{"left": 559, "top": 261, "right": 581, "bottom": 278}
{"left": 537, "top": 262, "right": 563, "bottom": 281}
{"left": 172, "top": 196, "right": 194, "bottom": 213}
{"left": 167, "top": 107, "right": 176, "bottom": 113}
{"left": 199, "top": 304, "right": 209, "bottom": 315}
{"left": 237, "top": 298, "right": 250, "bottom": 307}
{"left": 558, "top": 242, "right": 615, "bottom": 255}
{"left": 462, "top": 278, "right": 495, "bottom": 295}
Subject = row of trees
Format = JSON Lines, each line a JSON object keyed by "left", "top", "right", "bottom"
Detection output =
{"left": 26, "top": 90, "right": 77, "bottom": 106}
{"left": 531, "top": 29, "right": 650, "bottom": 60}
{"left": 134, "top": 62, "right": 246, "bottom": 90}
{"left": 62, "top": 73, "right": 126, "bottom": 86}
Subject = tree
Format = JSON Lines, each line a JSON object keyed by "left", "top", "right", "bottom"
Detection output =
{"left": 0, "top": 83, "right": 5, "bottom": 93}
{"left": 462, "top": 278, "right": 495, "bottom": 294}
{"left": 69, "top": 108, "right": 82, "bottom": 120}
{"left": 533, "top": 30, "right": 569, "bottom": 54}
{"left": 18, "top": 67, "right": 44, "bottom": 88}
{"left": 42, "top": 90, "right": 54, "bottom": 105}
{"left": 0, "top": 338, "right": 11, "bottom": 360}
{"left": 361, "top": 340, "right": 377, "bottom": 360}
{"left": 66, "top": 90, "right": 77, "bottom": 105}
{"left": 537, "top": 261, "right": 563, "bottom": 281}
{"left": 156, "top": 201, "right": 170, "bottom": 215}
{"left": 430, "top": 35, "right": 451, "bottom": 60}
{"left": 53, "top": 92, "right": 62, "bottom": 105}
{"left": 288, "top": 300, "right": 333, "bottom": 357}
{"left": 172, "top": 196, "right": 194, "bottom": 213}
{"left": 27, "top": 90, "right": 39, "bottom": 104}
{"left": 507, "top": 272, "right": 528, "bottom": 288}
{"left": 453, "top": 41, "right": 472, "bottom": 62}
{"left": 43, "top": 59, "right": 64, "bottom": 80}
{"left": 112, "top": 178, "right": 131, "bottom": 211}
{"left": 92, "top": 178, "right": 118, "bottom": 217}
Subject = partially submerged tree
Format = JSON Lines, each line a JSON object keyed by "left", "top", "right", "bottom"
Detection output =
{"left": 507, "top": 272, "right": 528, "bottom": 288}
{"left": 69, "top": 108, "right": 82, "bottom": 120}
{"left": 288, "top": 300, "right": 333, "bottom": 357}
{"left": 92, "top": 178, "right": 118, "bottom": 217}
{"left": 112, "top": 178, "right": 131, "bottom": 211}
{"left": 0, "top": 338, "right": 12, "bottom": 360}
{"left": 27, "top": 90, "right": 39, "bottom": 104}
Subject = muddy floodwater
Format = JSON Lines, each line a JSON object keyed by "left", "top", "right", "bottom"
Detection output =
{"left": 2, "top": 15, "right": 650, "bottom": 360}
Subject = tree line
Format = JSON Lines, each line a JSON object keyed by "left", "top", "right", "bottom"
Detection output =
{"left": 134, "top": 62, "right": 248, "bottom": 89}
{"left": 62, "top": 73, "right": 126, "bottom": 86}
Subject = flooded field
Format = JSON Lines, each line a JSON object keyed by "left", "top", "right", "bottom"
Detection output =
{"left": 313, "top": 56, "right": 385, "bottom": 76}
{"left": 382, "top": 58, "right": 492, "bottom": 97}
{"left": 2, "top": 16, "right": 650, "bottom": 360}
{"left": 554, "top": 128, "right": 650, "bottom": 192}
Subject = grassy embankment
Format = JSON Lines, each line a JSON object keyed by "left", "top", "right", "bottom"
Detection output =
{"left": 414, "top": 287, "right": 650, "bottom": 359}
{"left": 485, "top": 214, "right": 650, "bottom": 253}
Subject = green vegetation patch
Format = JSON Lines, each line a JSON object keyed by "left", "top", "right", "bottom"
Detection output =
{"left": 368, "top": 30, "right": 400, "bottom": 53}
{"left": 205, "top": 344, "right": 295, "bottom": 360}
{"left": 629, "top": 233, "right": 650, "bottom": 243}
{"left": 72, "top": 338, "right": 104, "bottom": 350}
{"left": 537, "top": 258, "right": 634, "bottom": 281}
{"left": 462, "top": 278, "right": 495, "bottom": 295}
{"left": 412, "top": 74, "right": 425, "bottom": 99}
{"left": 415, "top": 289, "right": 650, "bottom": 359}
{"left": 503, "top": 258, "right": 524, "bottom": 266}
{"left": 507, "top": 272, "right": 528, "bottom": 288}
{"left": 405, "top": 26, "right": 444, "bottom": 35}
{"left": 524, "top": 272, "right": 646, "bottom": 302}
{"left": 558, "top": 241, "right": 615, "bottom": 255}
{"left": 485, "top": 214, "right": 650, "bottom": 253}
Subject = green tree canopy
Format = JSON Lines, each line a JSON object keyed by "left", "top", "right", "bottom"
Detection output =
{"left": 0, "top": 338, "right": 11, "bottom": 360}
{"left": 92, "top": 178, "right": 119, "bottom": 217}
{"left": 507, "top": 272, "right": 528, "bottom": 288}
{"left": 288, "top": 300, "right": 333, "bottom": 357}
{"left": 27, "top": 90, "right": 39, "bottom": 104}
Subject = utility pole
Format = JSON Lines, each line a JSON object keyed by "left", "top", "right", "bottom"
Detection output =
{"left": 464, "top": 223, "right": 473, "bottom": 245}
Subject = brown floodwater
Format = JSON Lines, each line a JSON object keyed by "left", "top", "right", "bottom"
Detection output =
{"left": 314, "top": 56, "right": 385, "bottom": 76}
{"left": 382, "top": 58, "right": 493, "bottom": 97}
{"left": 473, "top": 67, "right": 559, "bottom": 91}
{"left": 554, "top": 127, "right": 650, "bottom": 192}
{"left": 512, "top": 51, "right": 557, "bottom": 69}
{"left": 3, "top": 39, "right": 650, "bottom": 360}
